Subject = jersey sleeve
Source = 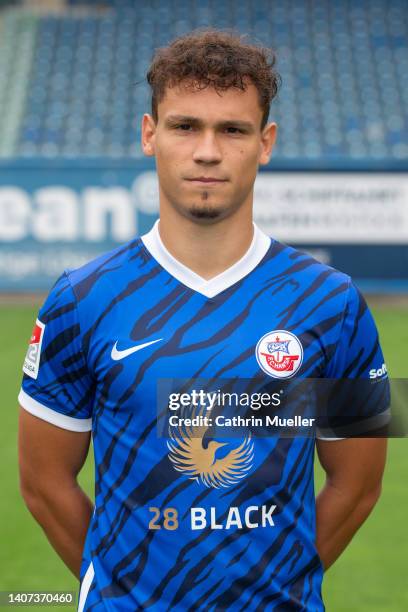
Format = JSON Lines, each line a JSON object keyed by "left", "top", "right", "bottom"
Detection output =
{"left": 18, "top": 272, "right": 94, "bottom": 432}
{"left": 317, "top": 280, "right": 391, "bottom": 440}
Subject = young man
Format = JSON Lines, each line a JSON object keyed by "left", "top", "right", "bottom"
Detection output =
{"left": 18, "top": 31, "right": 388, "bottom": 611}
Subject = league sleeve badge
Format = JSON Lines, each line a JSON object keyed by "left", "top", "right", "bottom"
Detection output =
{"left": 23, "top": 319, "right": 45, "bottom": 379}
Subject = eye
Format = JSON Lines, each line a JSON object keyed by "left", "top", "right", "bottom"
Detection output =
{"left": 176, "top": 124, "right": 193, "bottom": 131}
{"left": 226, "top": 126, "right": 244, "bottom": 134}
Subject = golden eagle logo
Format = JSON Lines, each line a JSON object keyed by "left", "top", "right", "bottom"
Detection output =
{"left": 167, "top": 418, "right": 254, "bottom": 489}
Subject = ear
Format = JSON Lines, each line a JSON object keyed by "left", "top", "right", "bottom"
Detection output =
{"left": 141, "top": 113, "right": 156, "bottom": 157}
{"left": 259, "top": 122, "right": 277, "bottom": 166}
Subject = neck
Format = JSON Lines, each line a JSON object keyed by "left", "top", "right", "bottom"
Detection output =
{"left": 158, "top": 206, "right": 254, "bottom": 280}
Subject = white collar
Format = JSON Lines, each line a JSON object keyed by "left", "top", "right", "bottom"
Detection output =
{"left": 141, "top": 219, "right": 271, "bottom": 298}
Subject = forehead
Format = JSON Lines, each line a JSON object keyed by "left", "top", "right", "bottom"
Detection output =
{"left": 157, "top": 81, "right": 263, "bottom": 125}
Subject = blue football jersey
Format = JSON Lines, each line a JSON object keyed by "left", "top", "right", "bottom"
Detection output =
{"left": 19, "top": 221, "right": 389, "bottom": 611}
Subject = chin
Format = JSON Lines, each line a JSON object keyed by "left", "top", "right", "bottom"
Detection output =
{"left": 188, "top": 205, "right": 223, "bottom": 220}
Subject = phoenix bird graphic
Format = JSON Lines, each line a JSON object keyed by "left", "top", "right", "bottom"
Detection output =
{"left": 167, "top": 412, "right": 254, "bottom": 488}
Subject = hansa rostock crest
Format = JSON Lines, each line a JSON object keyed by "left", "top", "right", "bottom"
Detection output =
{"left": 256, "top": 330, "right": 303, "bottom": 379}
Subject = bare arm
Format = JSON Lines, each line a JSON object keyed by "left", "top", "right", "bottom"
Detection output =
{"left": 315, "top": 437, "right": 387, "bottom": 571}
{"left": 18, "top": 407, "right": 94, "bottom": 579}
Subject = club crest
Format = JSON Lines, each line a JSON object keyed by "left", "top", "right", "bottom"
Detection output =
{"left": 256, "top": 330, "right": 303, "bottom": 379}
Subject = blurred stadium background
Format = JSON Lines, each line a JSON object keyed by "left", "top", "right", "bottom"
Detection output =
{"left": 0, "top": 0, "right": 407, "bottom": 610}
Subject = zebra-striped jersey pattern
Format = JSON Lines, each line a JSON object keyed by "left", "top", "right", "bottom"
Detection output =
{"left": 20, "top": 224, "right": 388, "bottom": 611}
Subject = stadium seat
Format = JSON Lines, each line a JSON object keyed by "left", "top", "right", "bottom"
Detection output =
{"left": 0, "top": 0, "right": 406, "bottom": 162}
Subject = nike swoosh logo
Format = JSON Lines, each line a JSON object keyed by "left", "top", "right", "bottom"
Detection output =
{"left": 111, "top": 338, "right": 163, "bottom": 361}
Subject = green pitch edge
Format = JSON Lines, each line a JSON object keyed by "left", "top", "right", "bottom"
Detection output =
{"left": 0, "top": 9, "right": 38, "bottom": 158}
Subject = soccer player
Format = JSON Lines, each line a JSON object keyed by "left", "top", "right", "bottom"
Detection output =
{"left": 18, "top": 30, "right": 389, "bottom": 611}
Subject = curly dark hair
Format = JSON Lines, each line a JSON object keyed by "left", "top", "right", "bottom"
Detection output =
{"left": 147, "top": 29, "right": 281, "bottom": 129}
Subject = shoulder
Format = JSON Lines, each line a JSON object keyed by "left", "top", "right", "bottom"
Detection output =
{"left": 66, "top": 237, "right": 142, "bottom": 283}
{"left": 62, "top": 236, "right": 156, "bottom": 303}
{"left": 268, "top": 239, "right": 352, "bottom": 292}
{"left": 39, "top": 236, "right": 157, "bottom": 325}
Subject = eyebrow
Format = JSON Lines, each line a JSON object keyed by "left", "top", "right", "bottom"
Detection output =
{"left": 164, "top": 115, "right": 255, "bottom": 132}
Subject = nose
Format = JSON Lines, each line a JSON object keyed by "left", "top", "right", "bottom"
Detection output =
{"left": 192, "top": 130, "right": 222, "bottom": 164}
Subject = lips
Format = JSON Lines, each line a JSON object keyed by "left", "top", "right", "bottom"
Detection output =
{"left": 186, "top": 177, "right": 227, "bottom": 183}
